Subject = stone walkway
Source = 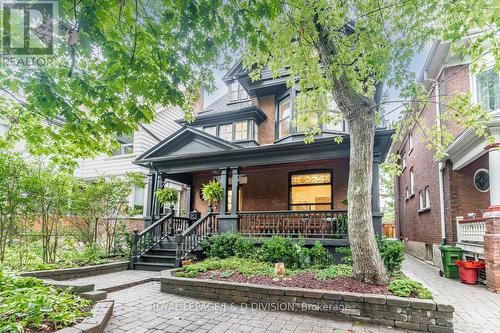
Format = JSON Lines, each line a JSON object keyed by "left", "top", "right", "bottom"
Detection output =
{"left": 402, "top": 254, "right": 500, "bottom": 333}
{"left": 104, "top": 281, "right": 407, "bottom": 333}
{"left": 63, "top": 270, "right": 160, "bottom": 291}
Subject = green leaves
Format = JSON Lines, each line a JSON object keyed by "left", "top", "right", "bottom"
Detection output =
{"left": 201, "top": 180, "right": 224, "bottom": 203}
{"left": 0, "top": 269, "right": 92, "bottom": 331}
{"left": 155, "top": 187, "right": 179, "bottom": 205}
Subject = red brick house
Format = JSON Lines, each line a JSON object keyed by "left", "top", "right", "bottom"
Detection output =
{"left": 392, "top": 41, "right": 500, "bottom": 290}
{"left": 130, "top": 63, "right": 393, "bottom": 270}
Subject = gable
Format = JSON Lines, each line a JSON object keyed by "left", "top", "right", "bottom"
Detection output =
{"left": 135, "top": 127, "right": 240, "bottom": 162}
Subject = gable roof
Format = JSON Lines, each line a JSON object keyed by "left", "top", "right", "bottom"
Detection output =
{"left": 135, "top": 126, "right": 241, "bottom": 163}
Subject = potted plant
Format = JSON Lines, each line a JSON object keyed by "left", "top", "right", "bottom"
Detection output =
{"left": 201, "top": 180, "right": 223, "bottom": 208}
{"left": 156, "top": 187, "right": 179, "bottom": 215}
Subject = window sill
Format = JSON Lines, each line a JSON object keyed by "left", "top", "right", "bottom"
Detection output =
{"left": 409, "top": 193, "right": 415, "bottom": 199}
{"left": 227, "top": 98, "right": 252, "bottom": 105}
{"left": 418, "top": 207, "right": 431, "bottom": 214}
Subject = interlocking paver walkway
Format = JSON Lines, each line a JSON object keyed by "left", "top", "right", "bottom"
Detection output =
{"left": 402, "top": 254, "right": 500, "bottom": 333}
{"left": 104, "top": 282, "right": 408, "bottom": 333}
{"left": 63, "top": 269, "right": 160, "bottom": 291}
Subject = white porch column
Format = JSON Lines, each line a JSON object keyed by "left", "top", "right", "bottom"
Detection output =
{"left": 487, "top": 143, "right": 500, "bottom": 209}
{"left": 483, "top": 143, "right": 500, "bottom": 292}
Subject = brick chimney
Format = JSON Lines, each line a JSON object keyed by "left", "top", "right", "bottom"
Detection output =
{"left": 194, "top": 88, "right": 204, "bottom": 114}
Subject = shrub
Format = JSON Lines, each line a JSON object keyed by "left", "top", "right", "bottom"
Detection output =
{"left": 335, "top": 247, "right": 352, "bottom": 264}
{"left": 257, "top": 236, "right": 309, "bottom": 269}
{"left": 201, "top": 233, "right": 254, "bottom": 259}
{"left": 314, "top": 264, "right": 353, "bottom": 280}
{"left": 175, "top": 257, "right": 274, "bottom": 278}
{"left": 0, "top": 268, "right": 92, "bottom": 331}
{"left": 379, "top": 239, "right": 406, "bottom": 275}
{"left": 388, "top": 278, "right": 433, "bottom": 299}
{"left": 309, "top": 241, "right": 333, "bottom": 268}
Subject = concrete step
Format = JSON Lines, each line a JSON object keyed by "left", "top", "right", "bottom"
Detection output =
{"left": 80, "top": 290, "right": 108, "bottom": 301}
{"left": 134, "top": 262, "right": 175, "bottom": 271}
{"left": 148, "top": 248, "right": 177, "bottom": 256}
{"left": 140, "top": 254, "right": 176, "bottom": 264}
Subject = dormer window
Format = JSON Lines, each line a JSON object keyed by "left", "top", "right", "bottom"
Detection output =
{"left": 113, "top": 135, "right": 133, "bottom": 156}
{"left": 229, "top": 81, "right": 249, "bottom": 101}
{"left": 202, "top": 120, "right": 257, "bottom": 143}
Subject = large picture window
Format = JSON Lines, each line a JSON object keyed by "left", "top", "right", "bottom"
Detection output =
{"left": 289, "top": 171, "right": 333, "bottom": 210}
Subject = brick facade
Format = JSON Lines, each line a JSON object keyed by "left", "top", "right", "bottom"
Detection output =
{"left": 255, "top": 94, "right": 276, "bottom": 144}
{"left": 190, "top": 159, "right": 349, "bottom": 214}
{"left": 395, "top": 63, "right": 493, "bottom": 264}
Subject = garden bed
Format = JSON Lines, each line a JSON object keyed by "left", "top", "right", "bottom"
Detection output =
{"left": 20, "top": 261, "right": 129, "bottom": 281}
{"left": 196, "top": 269, "right": 391, "bottom": 294}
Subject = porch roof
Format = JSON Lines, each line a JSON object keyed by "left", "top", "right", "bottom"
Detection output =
{"left": 134, "top": 126, "right": 394, "bottom": 174}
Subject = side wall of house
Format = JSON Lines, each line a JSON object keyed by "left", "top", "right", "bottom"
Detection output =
{"left": 395, "top": 64, "right": 472, "bottom": 265}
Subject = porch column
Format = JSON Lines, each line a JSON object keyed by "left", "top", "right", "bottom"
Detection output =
{"left": 217, "top": 167, "right": 239, "bottom": 233}
{"left": 231, "top": 167, "right": 239, "bottom": 216}
{"left": 145, "top": 172, "right": 155, "bottom": 227}
{"left": 484, "top": 143, "right": 500, "bottom": 292}
{"left": 372, "top": 153, "right": 383, "bottom": 239}
{"left": 154, "top": 172, "right": 163, "bottom": 217}
{"left": 218, "top": 168, "right": 228, "bottom": 214}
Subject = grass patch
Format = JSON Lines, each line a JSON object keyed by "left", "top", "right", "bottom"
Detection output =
{"left": 0, "top": 269, "right": 93, "bottom": 332}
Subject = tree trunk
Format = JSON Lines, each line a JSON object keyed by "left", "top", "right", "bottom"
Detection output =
{"left": 346, "top": 110, "right": 389, "bottom": 285}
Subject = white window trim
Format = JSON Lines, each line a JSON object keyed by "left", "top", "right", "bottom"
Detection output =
{"left": 409, "top": 168, "right": 415, "bottom": 197}
{"left": 470, "top": 63, "right": 500, "bottom": 114}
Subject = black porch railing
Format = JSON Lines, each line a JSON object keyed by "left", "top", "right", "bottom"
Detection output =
{"left": 239, "top": 209, "right": 348, "bottom": 238}
{"left": 175, "top": 204, "right": 218, "bottom": 262}
{"left": 130, "top": 211, "right": 191, "bottom": 264}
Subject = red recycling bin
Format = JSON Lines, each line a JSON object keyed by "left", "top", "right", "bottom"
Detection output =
{"left": 455, "top": 260, "right": 485, "bottom": 285}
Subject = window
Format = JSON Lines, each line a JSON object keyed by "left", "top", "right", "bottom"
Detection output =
{"left": 113, "top": 135, "right": 133, "bottom": 156}
{"left": 405, "top": 187, "right": 409, "bottom": 200}
{"left": 203, "top": 126, "right": 217, "bottom": 136}
{"left": 227, "top": 188, "right": 243, "bottom": 212}
{"left": 218, "top": 124, "right": 233, "bottom": 141}
{"left": 133, "top": 185, "right": 145, "bottom": 213}
{"left": 419, "top": 186, "right": 431, "bottom": 211}
{"left": 476, "top": 69, "right": 500, "bottom": 112}
{"left": 409, "top": 133, "right": 414, "bottom": 152}
{"left": 254, "top": 121, "right": 259, "bottom": 141}
{"left": 409, "top": 168, "right": 415, "bottom": 196}
{"left": 324, "top": 98, "right": 345, "bottom": 132}
{"left": 425, "top": 187, "right": 430, "bottom": 208}
{"left": 229, "top": 81, "right": 249, "bottom": 101}
{"left": 278, "top": 96, "right": 292, "bottom": 138}
{"left": 474, "top": 169, "right": 490, "bottom": 192}
{"left": 402, "top": 152, "right": 407, "bottom": 170}
{"left": 234, "top": 121, "right": 248, "bottom": 140}
{"left": 289, "top": 172, "right": 332, "bottom": 210}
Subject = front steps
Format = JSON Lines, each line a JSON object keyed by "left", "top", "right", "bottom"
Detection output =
{"left": 133, "top": 238, "right": 178, "bottom": 271}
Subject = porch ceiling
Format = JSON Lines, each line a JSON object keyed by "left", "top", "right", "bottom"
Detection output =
{"left": 135, "top": 127, "right": 394, "bottom": 174}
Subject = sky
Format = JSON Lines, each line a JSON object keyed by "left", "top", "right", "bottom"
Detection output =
{"left": 204, "top": 45, "right": 433, "bottom": 123}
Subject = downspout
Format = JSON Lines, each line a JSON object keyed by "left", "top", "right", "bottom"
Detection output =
{"left": 435, "top": 79, "right": 447, "bottom": 245}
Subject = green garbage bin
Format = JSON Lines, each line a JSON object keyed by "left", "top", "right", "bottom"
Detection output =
{"left": 439, "top": 245, "right": 462, "bottom": 279}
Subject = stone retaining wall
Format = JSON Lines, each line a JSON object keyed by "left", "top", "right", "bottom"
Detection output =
{"left": 160, "top": 270, "right": 454, "bottom": 333}
{"left": 56, "top": 300, "right": 114, "bottom": 333}
{"left": 21, "top": 261, "right": 129, "bottom": 281}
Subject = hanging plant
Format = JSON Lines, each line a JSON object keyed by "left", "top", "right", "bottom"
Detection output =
{"left": 201, "top": 180, "right": 223, "bottom": 203}
{"left": 155, "top": 187, "right": 179, "bottom": 206}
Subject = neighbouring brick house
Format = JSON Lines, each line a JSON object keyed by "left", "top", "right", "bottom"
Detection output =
{"left": 130, "top": 62, "right": 393, "bottom": 270}
{"left": 392, "top": 40, "right": 500, "bottom": 291}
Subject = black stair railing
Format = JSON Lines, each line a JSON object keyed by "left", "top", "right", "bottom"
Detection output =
{"left": 175, "top": 204, "right": 217, "bottom": 266}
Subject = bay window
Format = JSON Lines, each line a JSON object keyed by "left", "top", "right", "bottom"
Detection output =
{"left": 202, "top": 120, "right": 257, "bottom": 142}
{"left": 234, "top": 121, "right": 248, "bottom": 140}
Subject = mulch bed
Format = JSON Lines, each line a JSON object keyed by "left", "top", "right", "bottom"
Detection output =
{"left": 196, "top": 270, "right": 391, "bottom": 294}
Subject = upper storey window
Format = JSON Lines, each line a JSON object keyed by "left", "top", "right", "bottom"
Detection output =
{"left": 476, "top": 69, "right": 500, "bottom": 112}
{"left": 113, "top": 135, "right": 133, "bottom": 156}
{"left": 202, "top": 120, "right": 256, "bottom": 143}
{"left": 277, "top": 93, "right": 347, "bottom": 140}
{"left": 278, "top": 96, "right": 292, "bottom": 138}
{"left": 229, "top": 81, "right": 249, "bottom": 101}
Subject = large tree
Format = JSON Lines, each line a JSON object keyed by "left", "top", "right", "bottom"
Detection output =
{"left": 0, "top": 0, "right": 497, "bottom": 284}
